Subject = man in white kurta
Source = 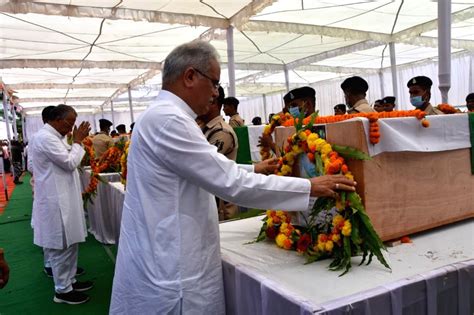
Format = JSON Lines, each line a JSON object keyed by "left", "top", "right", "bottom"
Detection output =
{"left": 31, "top": 105, "right": 92, "bottom": 304}
{"left": 110, "top": 41, "right": 356, "bottom": 314}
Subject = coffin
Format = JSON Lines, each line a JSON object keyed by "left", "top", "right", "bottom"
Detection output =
{"left": 274, "top": 115, "right": 474, "bottom": 241}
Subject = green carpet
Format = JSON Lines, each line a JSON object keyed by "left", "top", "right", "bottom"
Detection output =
{"left": 0, "top": 174, "right": 116, "bottom": 314}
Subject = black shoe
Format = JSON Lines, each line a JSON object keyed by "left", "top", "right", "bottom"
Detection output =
{"left": 54, "top": 291, "right": 90, "bottom": 305}
{"left": 14, "top": 180, "right": 23, "bottom": 184}
{"left": 44, "top": 267, "right": 85, "bottom": 278}
{"left": 72, "top": 280, "right": 94, "bottom": 292}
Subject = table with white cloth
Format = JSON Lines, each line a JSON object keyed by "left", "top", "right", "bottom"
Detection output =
{"left": 220, "top": 216, "right": 474, "bottom": 314}
{"left": 80, "top": 168, "right": 121, "bottom": 244}
{"left": 107, "top": 182, "right": 126, "bottom": 244}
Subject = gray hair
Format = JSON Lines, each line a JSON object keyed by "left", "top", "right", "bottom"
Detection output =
{"left": 162, "top": 40, "right": 220, "bottom": 86}
{"left": 52, "top": 104, "right": 77, "bottom": 120}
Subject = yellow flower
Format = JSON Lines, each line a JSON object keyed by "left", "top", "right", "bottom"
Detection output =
{"left": 321, "top": 143, "right": 332, "bottom": 155}
{"left": 280, "top": 222, "right": 289, "bottom": 233}
{"left": 266, "top": 210, "right": 273, "bottom": 217}
{"left": 285, "top": 152, "right": 295, "bottom": 165}
{"left": 264, "top": 125, "right": 272, "bottom": 134}
{"left": 332, "top": 214, "right": 344, "bottom": 227}
{"left": 331, "top": 234, "right": 341, "bottom": 242}
{"left": 272, "top": 115, "right": 280, "bottom": 122}
{"left": 345, "top": 172, "right": 354, "bottom": 181}
{"left": 307, "top": 133, "right": 319, "bottom": 142}
{"left": 342, "top": 220, "right": 352, "bottom": 236}
{"left": 317, "top": 242, "right": 325, "bottom": 252}
{"left": 275, "top": 210, "right": 285, "bottom": 217}
{"left": 292, "top": 145, "right": 301, "bottom": 154}
{"left": 298, "top": 131, "right": 307, "bottom": 141}
{"left": 281, "top": 164, "right": 292, "bottom": 175}
{"left": 325, "top": 240, "right": 334, "bottom": 252}
{"left": 266, "top": 217, "right": 273, "bottom": 226}
{"left": 275, "top": 233, "right": 287, "bottom": 248}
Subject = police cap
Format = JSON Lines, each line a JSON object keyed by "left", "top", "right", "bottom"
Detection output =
{"left": 340, "top": 76, "right": 369, "bottom": 94}
{"left": 407, "top": 76, "right": 432, "bottom": 89}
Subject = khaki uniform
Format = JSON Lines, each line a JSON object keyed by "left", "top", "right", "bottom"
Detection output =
{"left": 423, "top": 103, "right": 444, "bottom": 115}
{"left": 347, "top": 99, "right": 375, "bottom": 114}
{"left": 229, "top": 114, "right": 245, "bottom": 128}
{"left": 92, "top": 133, "right": 113, "bottom": 158}
{"left": 202, "top": 116, "right": 239, "bottom": 220}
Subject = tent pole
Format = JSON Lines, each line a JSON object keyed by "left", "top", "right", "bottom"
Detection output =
{"left": 389, "top": 42, "right": 398, "bottom": 100}
{"left": 110, "top": 101, "right": 116, "bottom": 130}
{"left": 92, "top": 113, "right": 97, "bottom": 134}
{"left": 284, "top": 65, "right": 290, "bottom": 92}
{"left": 378, "top": 70, "right": 385, "bottom": 99}
{"left": 128, "top": 86, "right": 134, "bottom": 123}
{"left": 21, "top": 113, "right": 26, "bottom": 142}
{"left": 11, "top": 105, "right": 18, "bottom": 139}
{"left": 2, "top": 91, "right": 12, "bottom": 141}
{"left": 262, "top": 94, "right": 268, "bottom": 123}
{"left": 438, "top": 0, "right": 451, "bottom": 103}
{"left": 226, "top": 26, "right": 236, "bottom": 97}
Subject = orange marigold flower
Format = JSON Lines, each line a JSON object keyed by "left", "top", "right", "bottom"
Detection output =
{"left": 341, "top": 164, "right": 349, "bottom": 174}
{"left": 421, "top": 119, "right": 430, "bottom": 128}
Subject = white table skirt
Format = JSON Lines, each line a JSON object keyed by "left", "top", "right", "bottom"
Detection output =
{"left": 108, "top": 181, "right": 126, "bottom": 244}
{"left": 220, "top": 216, "right": 474, "bottom": 314}
{"left": 80, "top": 169, "right": 122, "bottom": 244}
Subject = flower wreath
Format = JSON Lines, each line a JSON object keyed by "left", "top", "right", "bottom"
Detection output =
{"left": 254, "top": 113, "right": 391, "bottom": 275}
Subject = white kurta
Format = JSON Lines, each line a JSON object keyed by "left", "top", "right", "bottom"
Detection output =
{"left": 110, "top": 91, "right": 312, "bottom": 314}
{"left": 31, "top": 124, "right": 87, "bottom": 250}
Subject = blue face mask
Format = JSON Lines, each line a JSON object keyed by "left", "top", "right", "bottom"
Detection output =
{"left": 410, "top": 96, "right": 425, "bottom": 107}
{"left": 288, "top": 106, "right": 300, "bottom": 117}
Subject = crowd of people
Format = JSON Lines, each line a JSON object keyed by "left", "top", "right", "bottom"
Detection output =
{"left": 2, "top": 40, "right": 473, "bottom": 313}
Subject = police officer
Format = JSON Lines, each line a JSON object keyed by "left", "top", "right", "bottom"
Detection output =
{"left": 340, "top": 76, "right": 375, "bottom": 114}
{"left": 407, "top": 76, "right": 443, "bottom": 115}
{"left": 198, "top": 87, "right": 239, "bottom": 220}
{"left": 92, "top": 119, "right": 113, "bottom": 158}
{"left": 381, "top": 96, "right": 396, "bottom": 112}
{"left": 283, "top": 86, "right": 316, "bottom": 117}
{"left": 223, "top": 97, "right": 245, "bottom": 127}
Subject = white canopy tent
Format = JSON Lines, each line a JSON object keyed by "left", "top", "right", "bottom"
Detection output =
{"left": 0, "top": 0, "right": 473, "bottom": 138}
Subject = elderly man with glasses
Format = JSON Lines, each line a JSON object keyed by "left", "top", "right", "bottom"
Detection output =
{"left": 110, "top": 40, "right": 356, "bottom": 314}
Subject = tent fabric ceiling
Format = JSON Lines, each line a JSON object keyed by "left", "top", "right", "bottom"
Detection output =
{"left": 0, "top": 0, "right": 473, "bottom": 115}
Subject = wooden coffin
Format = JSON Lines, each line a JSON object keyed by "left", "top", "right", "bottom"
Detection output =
{"left": 274, "top": 120, "right": 474, "bottom": 241}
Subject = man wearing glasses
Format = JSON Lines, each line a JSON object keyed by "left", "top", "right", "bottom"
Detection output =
{"left": 110, "top": 40, "right": 356, "bottom": 314}
{"left": 30, "top": 105, "right": 93, "bottom": 304}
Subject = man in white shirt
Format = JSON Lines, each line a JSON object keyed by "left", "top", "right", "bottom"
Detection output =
{"left": 110, "top": 41, "right": 356, "bottom": 314}
{"left": 31, "top": 105, "right": 92, "bottom": 305}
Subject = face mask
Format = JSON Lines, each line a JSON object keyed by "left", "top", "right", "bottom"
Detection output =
{"left": 410, "top": 96, "right": 424, "bottom": 107}
{"left": 288, "top": 106, "right": 300, "bottom": 117}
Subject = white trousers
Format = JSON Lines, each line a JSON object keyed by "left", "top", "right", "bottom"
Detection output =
{"left": 43, "top": 248, "right": 51, "bottom": 268}
{"left": 43, "top": 244, "right": 78, "bottom": 293}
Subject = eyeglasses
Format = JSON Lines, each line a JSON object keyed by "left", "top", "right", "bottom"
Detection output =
{"left": 62, "top": 118, "right": 75, "bottom": 129}
{"left": 193, "top": 68, "right": 220, "bottom": 90}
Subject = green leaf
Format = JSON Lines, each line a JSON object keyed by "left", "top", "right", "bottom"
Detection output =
{"left": 332, "top": 144, "right": 371, "bottom": 160}
{"left": 305, "top": 112, "right": 319, "bottom": 130}
{"left": 315, "top": 154, "right": 324, "bottom": 176}
{"left": 295, "top": 109, "right": 306, "bottom": 132}
{"left": 347, "top": 192, "right": 364, "bottom": 212}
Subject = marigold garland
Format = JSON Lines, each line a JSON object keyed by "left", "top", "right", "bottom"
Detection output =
{"left": 254, "top": 116, "right": 391, "bottom": 275}
{"left": 436, "top": 103, "right": 461, "bottom": 114}
{"left": 120, "top": 140, "right": 130, "bottom": 187}
{"left": 261, "top": 110, "right": 429, "bottom": 160}
{"left": 82, "top": 138, "right": 125, "bottom": 205}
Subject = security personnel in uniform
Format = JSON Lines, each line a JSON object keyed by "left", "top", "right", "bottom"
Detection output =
{"left": 198, "top": 87, "right": 239, "bottom": 219}
{"left": 407, "top": 76, "right": 443, "bottom": 115}
{"left": 381, "top": 96, "right": 396, "bottom": 112}
{"left": 92, "top": 119, "right": 114, "bottom": 158}
{"left": 283, "top": 86, "right": 316, "bottom": 117}
{"left": 340, "top": 76, "right": 375, "bottom": 114}
{"left": 223, "top": 97, "right": 245, "bottom": 127}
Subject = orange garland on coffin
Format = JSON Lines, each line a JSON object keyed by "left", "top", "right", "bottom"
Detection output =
{"left": 261, "top": 109, "right": 429, "bottom": 159}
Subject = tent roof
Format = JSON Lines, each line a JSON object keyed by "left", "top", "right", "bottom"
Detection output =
{"left": 1, "top": 0, "right": 473, "bottom": 114}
